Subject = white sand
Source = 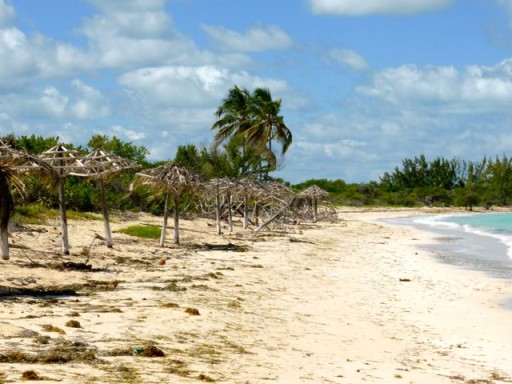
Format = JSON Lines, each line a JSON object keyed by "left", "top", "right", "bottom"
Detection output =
{"left": 0, "top": 207, "right": 511, "bottom": 383}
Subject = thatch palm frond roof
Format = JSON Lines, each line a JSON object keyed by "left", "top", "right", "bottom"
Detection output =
{"left": 136, "top": 162, "right": 199, "bottom": 194}
{"left": 297, "top": 185, "right": 329, "bottom": 200}
{"left": 71, "top": 149, "right": 138, "bottom": 178}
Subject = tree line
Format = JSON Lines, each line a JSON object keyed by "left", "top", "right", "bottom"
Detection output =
{"left": 8, "top": 132, "right": 512, "bottom": 213}
{"left": 295, "top": 154, "right": 512, "bottom": 209}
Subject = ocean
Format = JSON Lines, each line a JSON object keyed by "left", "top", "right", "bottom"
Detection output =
{"left": 386, "top": 212, "right": 512, "bottom": 282}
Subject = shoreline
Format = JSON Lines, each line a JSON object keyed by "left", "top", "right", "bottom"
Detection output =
{"left": 0, "top": 207, "right": 511, "bottom": 383}
{"left": 383, "top": 211, "right": 512, "bottom": 287}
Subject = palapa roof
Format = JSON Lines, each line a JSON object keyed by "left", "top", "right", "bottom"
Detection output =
{"left": 0, "top": 141, "right": 56, "bottom": 174}
{"left": 136, "top": 162, "right": 199, "bottom": 194}
{"left": 70, "top": 149, "right": 137, "bottom": 178}
{"left": 297, "top": 185, "right": 329, "bottom": 200}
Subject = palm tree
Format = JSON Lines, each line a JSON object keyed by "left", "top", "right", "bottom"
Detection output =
{"left": 212, "top": 86, "right": 252, "bottom": 148}
{"left": 211, "top": 86, "right": 255, "bottom": 175}
{"left": 244, "top": 88, "right": 292, "bottom": 180}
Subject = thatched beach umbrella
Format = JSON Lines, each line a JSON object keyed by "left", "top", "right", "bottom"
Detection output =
{"left": 71, "top": 149, "right": 138, "bottom": 248}
{"left": 136, "top": 162, "right": 198, "bottom": 246}
{"left": 204, "top": 177, "right": 238, "bottom": 234}
{"left": 297, "top": 185, "right": 329, "bottom": 222}
{"left": 0, "top": 142, "right": 53, "bottom": 259}
{"left": 250, "top": 181, "right": 295, "bottom": 235}
{"left": 233, "top": 178, "right": 264, "bottom": 229}
{"left": 36, "top": 143, "right": 85, "bottom": 255}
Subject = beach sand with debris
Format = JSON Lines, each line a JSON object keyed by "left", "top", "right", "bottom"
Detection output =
{"left": 0, "top": 207, "right": 511, "bottom": 383}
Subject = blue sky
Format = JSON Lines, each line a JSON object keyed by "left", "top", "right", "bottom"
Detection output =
{"left": 2, "top": 0, "right": 512, "bottom": 183}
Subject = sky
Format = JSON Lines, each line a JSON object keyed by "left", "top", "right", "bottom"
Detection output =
{"left": 1, "top": 0, "right": 512, "bottom": 184}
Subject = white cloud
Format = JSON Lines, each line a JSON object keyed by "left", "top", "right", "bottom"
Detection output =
{"left": 0, "top": 0, "right": 14, "bottom": 27}
{"left": 202, "top": 25, "right": 292, "bottom": 52}
{"left": 69, "top": 79, "right": 110, "bottom": 119}
{"left": 308, "top": 0, "right": 456, "bottom": 15}
{"left": 118, "top": 65, "right": 288, "bottom": 109}
{"left": 329, "top": 48, "right": 369, "bottom": 71}
{"left": 118, "top": 65, "right": 230, "bottom": 107}
{"left": 111, "top": 125, "right": 146, "bottom": 141}
{"left": 357, "top": 60, "right": 512, "bottom": 112}
{"left": 0, "top": 28, "right": 36, "bottom": 81}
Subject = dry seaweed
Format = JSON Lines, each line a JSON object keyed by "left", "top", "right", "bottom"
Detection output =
{"left": 0, "top": 284, "right": 80, "bottom": 298}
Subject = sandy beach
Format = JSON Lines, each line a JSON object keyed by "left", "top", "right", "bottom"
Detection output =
{"left": 0, "top": 207, "right": 511, "bottom": 383}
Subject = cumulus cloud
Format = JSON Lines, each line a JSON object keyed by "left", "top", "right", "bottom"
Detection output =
{"left": 329, "top": 48, "right": 369, "bottom": 71}
{"left": 202, "top": 24, "right": 292, "bottom": 52}
{"left": 357, "top": 59, "right": 512, "bottom": 112}
{"left": 69, "top": 79, "right": 110, "bottom": 119}
{"left": 119, "top": 65, "right": 288, "bottom": 109}
{"left": 0, "top": 0, "right": 14, "bottom": 27}
{"left": 308, "top": 0, "right": 456, "bottom": 15}
{"left": 119, "top": 65, "right": 231, "bottom": 108}
{"left": 111, "top": 125, "right": 146, "bottom": 141}
{"left": 0, "top": 28, "right": 36, "bottom": 81}
{"left": 79, "top": 8, "right": 194, "bottom": 69}
{"left": 39, "top": 86, "right": 69, "bottom": 118}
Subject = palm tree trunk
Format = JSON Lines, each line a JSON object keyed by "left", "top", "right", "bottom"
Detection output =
{"left": 58, "top": 177, "right": 70, "bottom": 255}
{"left": 173, "top": 194, "right": 180, "bottom": 245}
{"left": 160, "top": 190, "right": 170, "bottom": 247}
{"left": 98, "top": 178, "right": 113, "bottom": 248}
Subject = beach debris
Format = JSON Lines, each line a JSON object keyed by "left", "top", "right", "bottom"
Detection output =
{"left": 399, "top": 278, "right": 412, "bottom": 282}
{"left": 0, "top": 284, "right": 79, "bottom": 298}
{"left": 65, "top": 320, "right": 81, "bottom": 328}
{"left": 61, "top": 261, "right": 92, "bottom": 271}
{"left": 21, "top": 370, "right": 40, "bottom": 380}
{"left": 197, "top": 373, "right": 216, "bottom": 382}
{"left": 203, "top": 242, "right": 247, "bottom": 252}
{"left": 185, "top": 307, "right": 200, "bottom": 316}
{"left": 155, "top": 282, "right": 187, "bottom": 292}
{"left": 42, "top": 324, "right": 65, "bottom": 334}
{"left": 133, "top": 345, "right": 165, "bottom": 357}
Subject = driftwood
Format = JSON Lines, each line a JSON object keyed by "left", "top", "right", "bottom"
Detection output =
{"left": 60, "top": 262, "right": 92, "bottom": 271}
{"left": 203, "top": 243, "right": 246, "bottom": 252}
{"left": 0, "top": 285, "right": 78, "bottom": 297}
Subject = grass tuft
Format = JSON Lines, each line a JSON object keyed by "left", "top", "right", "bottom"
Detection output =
{"left": 118, "top": 224, "right": 161, "bottom": 239}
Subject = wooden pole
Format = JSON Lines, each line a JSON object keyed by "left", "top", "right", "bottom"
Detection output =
{"left": 243, "top": 192, "right": 249, "bottom": 229}
{"left": 215, "top": 191, "right": 221, "bottom": 235}
{"left": 160, "top": 190, "right": 170, "bottom": 247}
{"left": 58, "top": 176, "right": 70, "bottom": 255}
{"left": 99, "top": 178, "right": 113, "bottom": 248}
{"left": 227, "top": 191, "right": 233, "bottom": 232}
{"left": 173, "top": 193, "right": 180, "bottom": 245}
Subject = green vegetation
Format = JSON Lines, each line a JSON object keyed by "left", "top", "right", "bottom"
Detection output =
{"left": 13, "top": 204, "right": 99, "bottom": 224}
{"left": 118, "top": 224, "right": 161, "bottom": 239}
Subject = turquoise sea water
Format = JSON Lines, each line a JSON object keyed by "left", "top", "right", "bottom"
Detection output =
{"left": 387, "top": 212, "right": 512, "bottom": 281}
